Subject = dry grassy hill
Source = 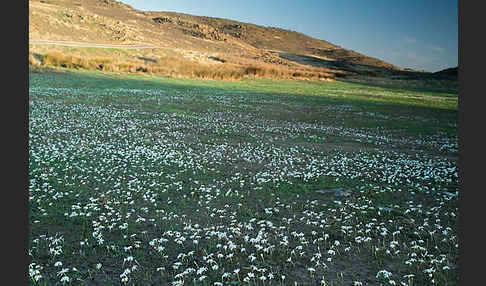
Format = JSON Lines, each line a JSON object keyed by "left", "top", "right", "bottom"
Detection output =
{"left": 30, "top": 0, "right": 446, "bottom": 83}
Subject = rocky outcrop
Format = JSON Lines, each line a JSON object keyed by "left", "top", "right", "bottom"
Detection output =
{"left": 153, "top": 16, "right": 229, "bottom": 41}
{"left": 218, "top": 23, "right": 246, "bottom": 39}
{"left": 152, "top": 17, "right": 173, "bottom": 24}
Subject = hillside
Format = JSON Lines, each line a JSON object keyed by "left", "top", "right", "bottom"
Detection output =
{"left": 145, "top": 10, "right": 401, "bottom": 70}
{"left": 29, "top": 0, "right": 440, "bottom": 82}
{"left": 434, "top": 67, "right": 458, "bottom": 78}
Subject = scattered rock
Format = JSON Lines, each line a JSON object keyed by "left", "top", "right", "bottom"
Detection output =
{"left": 315, "top": 188, "right": 352, "bottom": 197}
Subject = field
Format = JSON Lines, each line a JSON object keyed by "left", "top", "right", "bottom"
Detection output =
{"left": 28, "top": 68, "right": 458, "bottom": 285}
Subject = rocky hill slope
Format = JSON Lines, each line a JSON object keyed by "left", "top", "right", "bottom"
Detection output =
{"left": 31, "top": 0, "right": 449, "bottom": 83}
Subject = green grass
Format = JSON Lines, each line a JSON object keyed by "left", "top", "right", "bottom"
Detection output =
{"left": 29, "top": 67, "right": 458, "bottom": 285}
{"left": 116, "top": 70, "right": 458, "bottom": 110}
{"left": 43, "top": 68, "right": 456, "bottom": 108}
{"left": 34, "top": 68, "right": 457, "bottom": 135}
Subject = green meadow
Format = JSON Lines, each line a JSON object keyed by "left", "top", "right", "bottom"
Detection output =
{"left": 29, "top": 68, "right": 458, "bottom": 285}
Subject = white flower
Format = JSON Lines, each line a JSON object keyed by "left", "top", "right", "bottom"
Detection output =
{"left": 96, "top": 263, "right": 102, "bottom": 270}
{"left": 174, "top": 273, "right": 184, "bottom": 279}
{"left": 57, "top": 268, "right": 69, "bottom": 277}
{"left": 54, "top": 261, "right": 63, "bottom": 267}
{"left": 34, "top": 275, "right": 42, "bottom": 281}
{"left": 123, "top": 256, "right": 134, "bottom": 264}
{"left": 197, "top": 267, "right": 207, "bottom": 275}
{"left": 376, "top": 270, "right": 393, "bottom": 279}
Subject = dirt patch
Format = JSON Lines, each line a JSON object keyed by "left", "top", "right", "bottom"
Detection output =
{"left": 290, "top": 251, "right": 379, "bottom": 285}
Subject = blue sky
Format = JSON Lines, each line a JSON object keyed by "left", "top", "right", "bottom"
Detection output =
{"left": 119, "top": 0, "right": 458, "bottom": 72}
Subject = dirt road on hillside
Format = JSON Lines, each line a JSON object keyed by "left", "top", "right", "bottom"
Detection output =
{"left": 29, "top": 39, "right": 160, "bottom": 50}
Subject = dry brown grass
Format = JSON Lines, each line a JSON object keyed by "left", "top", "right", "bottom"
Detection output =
{"left": 29, "top": 50, "right": 336, "bottom": 81}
